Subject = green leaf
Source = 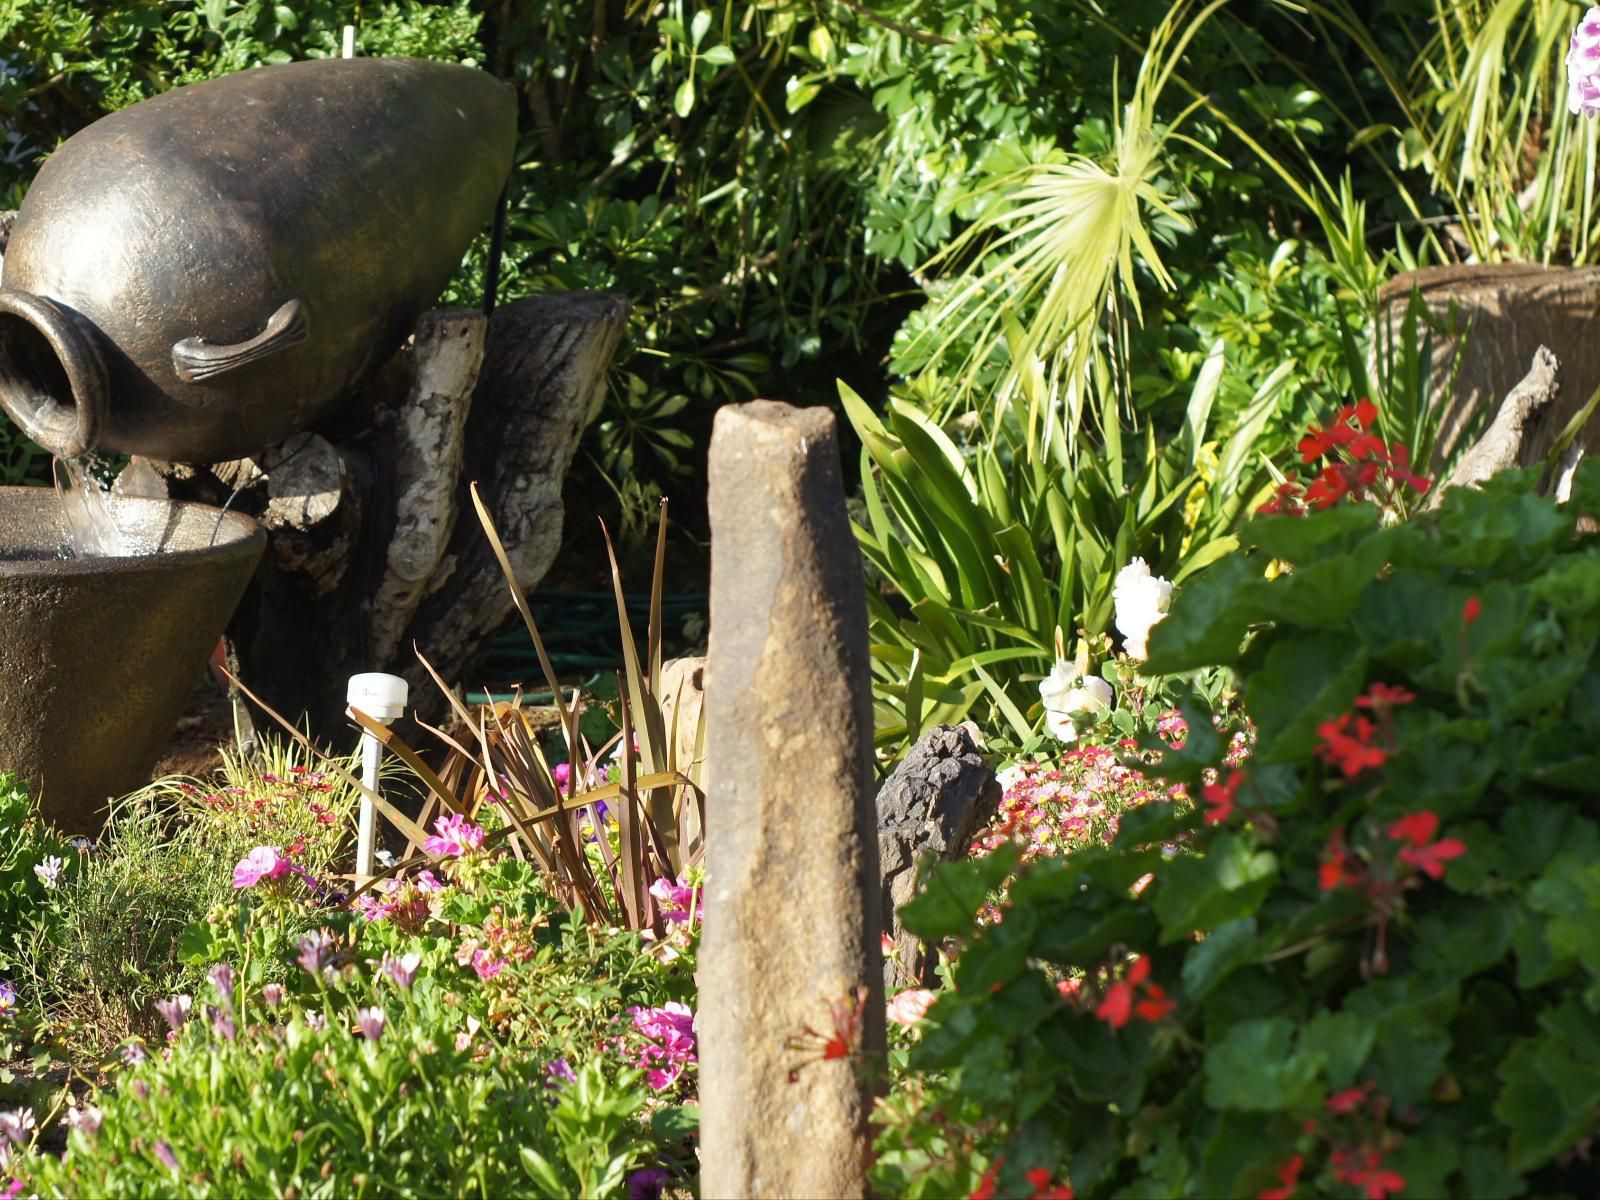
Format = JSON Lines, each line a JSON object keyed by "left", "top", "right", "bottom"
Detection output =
{"left": 689, "top": 9, "right": 712, "bottom": 45}
{"left": 901, "top": 846, "right": 1021, "bottom": 942}
{"left": 1153, "top": 834, "right": 1278, "bottom": 943}
{"left": 1203, "top": 1017, "right": 1321, "bottom": 1111}
{"left": 1299, "top": 1009, "right": 1375, "bottom": 1090}
{"left": 1142, "top": 554, "right": 1264, "bottom": 673}
{"left": 1243, "top": 631, "right": 1367, "bottom": 763}
{"left": 1180, "top": 917, "right": 1259, "bottom": 1000}
{"left": 673, "top": 77, "right": 695, "bottom": 118}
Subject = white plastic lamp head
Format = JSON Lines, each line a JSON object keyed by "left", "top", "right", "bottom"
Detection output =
{"left": 348, "top": 672, "right": 408, "bottom": 881}
{"left": 347, "top": 673, "right": 409, "bottom": 723}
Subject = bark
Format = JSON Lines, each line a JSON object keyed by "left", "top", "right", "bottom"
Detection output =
{"left": 138, "top": 292, "right": 628, "bottom": 736}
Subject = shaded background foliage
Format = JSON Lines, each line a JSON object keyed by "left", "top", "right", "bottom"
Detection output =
{"left": 0, "top": 0, "right": 1448, "bottom": 541}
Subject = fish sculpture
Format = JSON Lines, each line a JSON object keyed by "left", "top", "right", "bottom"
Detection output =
{"left": 0, "top": 56, "right": 516, "bottom": 462}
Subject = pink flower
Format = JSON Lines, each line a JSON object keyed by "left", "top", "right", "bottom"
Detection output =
{"left": 649, "top": 876, "right": 702, "bottom": 924}
{"left": 382, "top": 952, "right": 422, "bottom": 989}
{"left": 471, "top": 949, "right": 503, "bottom": 980}
{"left": 414, "top": 869, "right": 446, "bottom": 893}
{"left": 155, "top": 994, "right": 192, "bottom": 1033}
{"left": 552, "top": 762, "right": 572, "bottom": 788}
{"left": 356, "top": 1007, "right": 386, "bottom": 1042}
{"left": 260, "top": 984, "right": 284, "bottom": 1007}
{"left": 153, "top": 1140, "right": 179, "bottom": 1172}
{"left": 232, "top": 846, "right": 290, "bottom": 889}
{"left": 628, "top": 1001, "right": 697, "bottom": 1091}
{"left": 1571, "top": 8, "right": 1600, "bottom": 117}
{"left": 885, "top": 988, "right": 937, "bottom": 1027}
{"left": 423, "top": 813, "right": 486, "bottom": 858}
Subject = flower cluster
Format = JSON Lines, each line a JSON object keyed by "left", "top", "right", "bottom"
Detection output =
{"left": 978, "top": 748, "right": 1175, "bottom": 866}
{"left": 1570, "top": 6, "right": 1600, "bottom": 117}
{"left": 454, "top": 904, "right": 541, "bottom": 982}
{"left": 354, "top": 870, "right": 443, "bottom": 930}
{"left": 1260, "top": 1083, "right": 1407, "bottom": 1200}
{"left": 1261, "top": 399, "right": 1431, "bottom": 516}
{"left": 423, "top": 812, "right": 486, "bottom": 858}
{"left": 1094, "top": 955, "right": 1175, "bottom": 1029}
{"left": 624, "top": 1002, "right": 696, "bottom": 1091}
{"left": 885, "top": 988, "right": 937, "bottom": 1028}
{"left": 1313, "top": 683, "right": 1414, "bottom": 778}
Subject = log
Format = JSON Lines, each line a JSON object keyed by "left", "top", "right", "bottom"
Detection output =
{"left": 139, "top": 291, "right": 629, "bottom": 735}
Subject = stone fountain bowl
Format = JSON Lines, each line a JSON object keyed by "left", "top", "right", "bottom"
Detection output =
{"left": 0, "top": 487, "right": 264, "bottom": 832}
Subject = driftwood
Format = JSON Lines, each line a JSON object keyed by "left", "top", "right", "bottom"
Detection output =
{"left": 131, "top": 291, "right": 629, "bottom": 735}
{"left": 1428, "top": 345, "right": 1562, "bottom": 505}
{"left": 876, "top": 722, "right": 1001, "bottom": 988}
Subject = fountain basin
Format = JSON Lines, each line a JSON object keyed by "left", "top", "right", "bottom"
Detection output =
{"left": 0, "top": 487, "right": 264, "bottom": 832}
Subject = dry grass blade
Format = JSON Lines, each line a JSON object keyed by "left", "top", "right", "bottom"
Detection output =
{"left": 347, "top": 706, "right": 465, "bottom": 818}
{"left": 602, "top": 518, "right": 678, "bottom": 866}
{"left": 223, "top": 668, "right": 428, "bottom": 847}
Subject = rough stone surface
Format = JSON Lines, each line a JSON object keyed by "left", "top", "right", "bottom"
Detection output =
{"left": 877, "top": 722, "right": 1001, "bottom": 988}
{"left": 700, "top": 401, "right": 885, "bottom": 1200}
{"left": 1377, "top": 264, "right": 1600, "bottom": 468}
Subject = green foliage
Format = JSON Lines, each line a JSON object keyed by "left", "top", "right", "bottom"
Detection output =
{"left": 0, "top": 774, "right": 73, "bottom": 967}
{"left": 14, "top": 744, "right": 352, "bottom": 1056}
{"left": 873, "top": 466, "right": 1600, "bottom": 1197}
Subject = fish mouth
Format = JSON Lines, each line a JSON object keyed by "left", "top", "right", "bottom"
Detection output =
{"left": 0, "top": 289, "right": 107, "bottom": 459}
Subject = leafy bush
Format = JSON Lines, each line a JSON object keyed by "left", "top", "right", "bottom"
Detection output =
{"left": 15, "top": 846, "right": 697, "bottom": 1198}
{"left": 873, "top": 465, "right": 1600, "bottom": 1197}
{"left": 15, "top": 742, "right": 353, "bottom": 1056}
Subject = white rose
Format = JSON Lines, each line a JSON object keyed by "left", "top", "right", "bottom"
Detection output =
{"left": 1114, "top": 557, "right": 1174, "bottom": 661}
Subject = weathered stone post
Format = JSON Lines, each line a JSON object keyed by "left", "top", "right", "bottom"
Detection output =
{"left": 700, "top": 400, "right": 886, "bottom": 1199}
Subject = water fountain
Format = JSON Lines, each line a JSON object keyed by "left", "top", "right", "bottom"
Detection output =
{"left": 0, "top": 56, "right": 516, "bottom": 829}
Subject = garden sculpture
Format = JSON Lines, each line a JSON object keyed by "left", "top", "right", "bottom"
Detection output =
{"left": 0, "top": 56, "right": 515, "bottom": 463}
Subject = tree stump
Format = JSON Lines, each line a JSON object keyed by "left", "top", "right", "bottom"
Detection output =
{"left": 1376, "top": 264, "right": 1600, "bottom": 468}
{"left": 132, "top": 292, "right": 629, "bottom": 735}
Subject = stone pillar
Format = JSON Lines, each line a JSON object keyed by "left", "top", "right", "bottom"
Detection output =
{"left": 700, "top": 400, "right": 885, "bottom": 1199}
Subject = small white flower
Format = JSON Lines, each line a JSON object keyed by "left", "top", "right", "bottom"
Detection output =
{"left": 32, "top": 855, "right": 63, "bottom": 888}
{"left": 65, "top": 1104, "right": 103, "bottom": 1137}
{"left": 1038, "top": 660, "right": 1114, "bottom": 744}
{"left": 1113, "top": 558, "right": 1174, "bottom": 661}
{"left": 1570, "top": 7, "right": 1600, "bottom": 117}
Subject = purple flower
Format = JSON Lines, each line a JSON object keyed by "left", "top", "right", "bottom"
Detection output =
{"left": 155, "top": 994, "right": 192, "bottom": 1034}
{"left": 232, "top": 846, "right": 290, "bottom": 889}
{"left": 1572, "top": 7, "right": 1600, "bottom": 117}
{"left": 65, "top": 1105, "right": 103, "bottom": 1137}
{"left": 356, "top": 1007, "right": 386, "bottom": 1042}
{"left": 32, "top": 856, "right": 63, "bottom": 888}
{"left": 545, "top": 1057, "right": 576, "bottom": 1090}
{"left": 381, "top": 952, "right": 421, "bottom": 989}
{"left": 414, "top": 869, "right": 445, "bottom": 893}
{"left": 209, "top": 1004, "right": 237, "bottom": 1042}
{"left": 0, "top": 982, "right": 16, "bottom": 1015}
{"left": 130, "top": 1079, "right": 149, "bottom": 1100}
{"left": 628, "top": 1168, "right": 671, "bottom": 1200}
{"left": 153, "top": 1139, "right": 179, "bottom": 1172}
{"left": 120, "top": 1040, "right": 147, "bottom": 1065}
{"left": 422, "top": 813, "right": 486, "bottom": 858}
{"left": 304, "top": 1010, "right": 327, "bottom": 1032}
{"left": 260, "top": 983, "right": 285, "bottom": 1007}
{"left": 297, "top": 930, "right": 335, "bottom": 976}
{"left": 207, "top": 963, "right": 236, "bottom": 1005}
{"left": 0, "top": 1110, "right": 33, "bottom": 1147}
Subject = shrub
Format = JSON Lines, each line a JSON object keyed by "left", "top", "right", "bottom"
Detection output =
{"left": 17, "top": 741, "right": 354, "bottom": 1056}
{"left": 13, "top": 847, "right": 696, "bottom": 1199}
{"left": 873, "top": 465, "right": 1600, "bottom": 1198}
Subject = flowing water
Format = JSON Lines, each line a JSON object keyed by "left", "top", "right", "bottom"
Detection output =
{"left": 52, "top": 455, "right": 129, "bottom": 558}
